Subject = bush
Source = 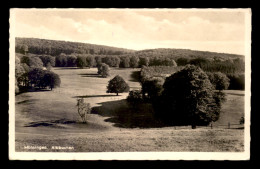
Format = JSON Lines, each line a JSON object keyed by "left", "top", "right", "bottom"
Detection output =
{"left": 127, "top": 90, "right": 143, "bottom": 102}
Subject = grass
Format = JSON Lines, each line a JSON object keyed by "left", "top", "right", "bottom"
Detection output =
{"left": 14, "top": 67, "right": 245, "bottom": 152}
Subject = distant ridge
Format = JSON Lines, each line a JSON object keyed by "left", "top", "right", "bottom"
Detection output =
{"left": 15, "top": 37, "right": 244, "bottom": 59}
{"left": 15, "top": 37, "right": 135, "bottom": 56}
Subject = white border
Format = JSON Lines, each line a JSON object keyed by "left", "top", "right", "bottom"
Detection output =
{"left": 9, "top": 8, "right": 251, "bottom": 160}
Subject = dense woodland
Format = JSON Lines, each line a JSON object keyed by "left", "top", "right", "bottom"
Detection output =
{"left": 15, "top": 37, "right": 134, "bottom": 56}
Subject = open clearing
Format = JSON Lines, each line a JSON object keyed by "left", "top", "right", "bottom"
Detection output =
{"left": 14, "top": 67, "right": 244, "bottom": 152}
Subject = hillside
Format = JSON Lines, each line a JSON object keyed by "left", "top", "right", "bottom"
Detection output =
{"left": 135, "top": 48, "right": 244, "bottom": 60}
{"left": 15, "top": 37, "right": 244, "bottom": 60}
{"left": 15, "top": 37, "right": 135, "bottom": 56}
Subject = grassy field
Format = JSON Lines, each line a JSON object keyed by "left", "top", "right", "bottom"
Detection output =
{"left": 14, "top": 67, "right": 245, "bottom": 152}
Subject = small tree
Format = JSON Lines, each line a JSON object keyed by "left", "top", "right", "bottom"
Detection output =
{"left": 97, "top": 63, "right": 110, "bottom": 78}
{"left": 107, "top": 75, "right": 129, "bottom": 96}
{"left": 76, "top": 98, "right": 91, "bottom": 123}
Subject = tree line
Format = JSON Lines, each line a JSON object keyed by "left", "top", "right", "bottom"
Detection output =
{"left": 17, "top": 53, "right": 179, "bottom": 69}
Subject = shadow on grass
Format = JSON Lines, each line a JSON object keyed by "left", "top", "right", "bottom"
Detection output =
{"left": 91, "top": 99, "right": 169, "bottom": 128}
{"left": 78, "top": 73, "right": 99, "bottom": 76}
{"left": 78, "top": 73, "right": 103, "bottom": 78}
{"left": 226, "top": 93, "right": 245, "bottom": 96}
{"left": 55, "top": 67, "right": 79, "bottom": 70}
{"left": 15, "top": 87, "right": 51, "bottom": 96}
{"left": 129, "top": 71, "right": 141, "bottom": 82}
{"left": 25, "top": 119, "right": 76, "bottom": 127}
{"left": 73, "top": 94, "right": 120, "bottom": 98}
{"left": 17, "top": 99, "right": 37, "bottom": 105}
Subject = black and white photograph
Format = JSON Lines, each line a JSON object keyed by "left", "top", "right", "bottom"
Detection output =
{"left": 9, "top": 8, "right": 251, "bottom": 160}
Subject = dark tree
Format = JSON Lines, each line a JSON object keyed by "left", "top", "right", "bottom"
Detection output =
{"left": 41, "top": 71, "right": 61, "bottom": 90}
{"left": 86, "top": 56, "right": 96, "bottom": 67}
{"left": 130, "top": 55, "right": 140, "bottom": 68}
{"left": 95, "top": 56, "right": 103, "bottom": 66}
{"left": 21, "top": 56, "right": 43, "bottom": 68}
{"left": 107, "top": 75, "right": 130, "bottom": 96}
{"left": 21, "top": 44, "right": 28, "bottom": 55}
{"left": 39, "top": 55, "right": 55, "bottom": 67}
{"left": 76, "top": 56, "right": 87, "bottom": 68}
{"left": 97, "top": 63, "right": 110, "bottom": 78}
{"left": 207, "top": 72, "right": 230, "bottom": 91}
{"left": 119, "top": 57, "right": 130, "bottom": 68}
{"left": 28, "top": 68, "right": 45, "bottom": 87}
{"left": 67, "top": 55, "right": 77, "bottom": 67}
{"left": 141, "top": 77, "right": 164, "bottom": 100}
{"left": 139, "top": 56, "right": 149, "bottom": 67}
{"left": 176, "top": 57, "right": 190, "bottom": 66}
{"left": 56, "top": 54, "right": 68, "bottom": 67}
{"left": 157, "top": 65, "right": 221, "bottom": 128}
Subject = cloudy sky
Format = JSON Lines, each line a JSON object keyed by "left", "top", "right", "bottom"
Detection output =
{"left": 13, "top": 9, "right": 248, "bottom": 55}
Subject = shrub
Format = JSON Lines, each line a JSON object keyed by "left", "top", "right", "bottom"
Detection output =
{"left": 76, "top": 98, "right": 91, "bottom": 123}
{"left": 127, "top": 90, "right": 143, "bottom": 102}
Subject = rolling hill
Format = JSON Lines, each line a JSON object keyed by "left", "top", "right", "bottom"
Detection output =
{"left": 15, "top": 37, "right": 244, "bottom": 60}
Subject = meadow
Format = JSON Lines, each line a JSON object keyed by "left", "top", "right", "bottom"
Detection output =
{"left": 15, "top": 67, "right": 244, "bottom": 152}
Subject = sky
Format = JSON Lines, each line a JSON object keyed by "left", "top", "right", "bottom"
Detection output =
{"left": 13, "top": 9, "right": 249, "bottom": 55}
